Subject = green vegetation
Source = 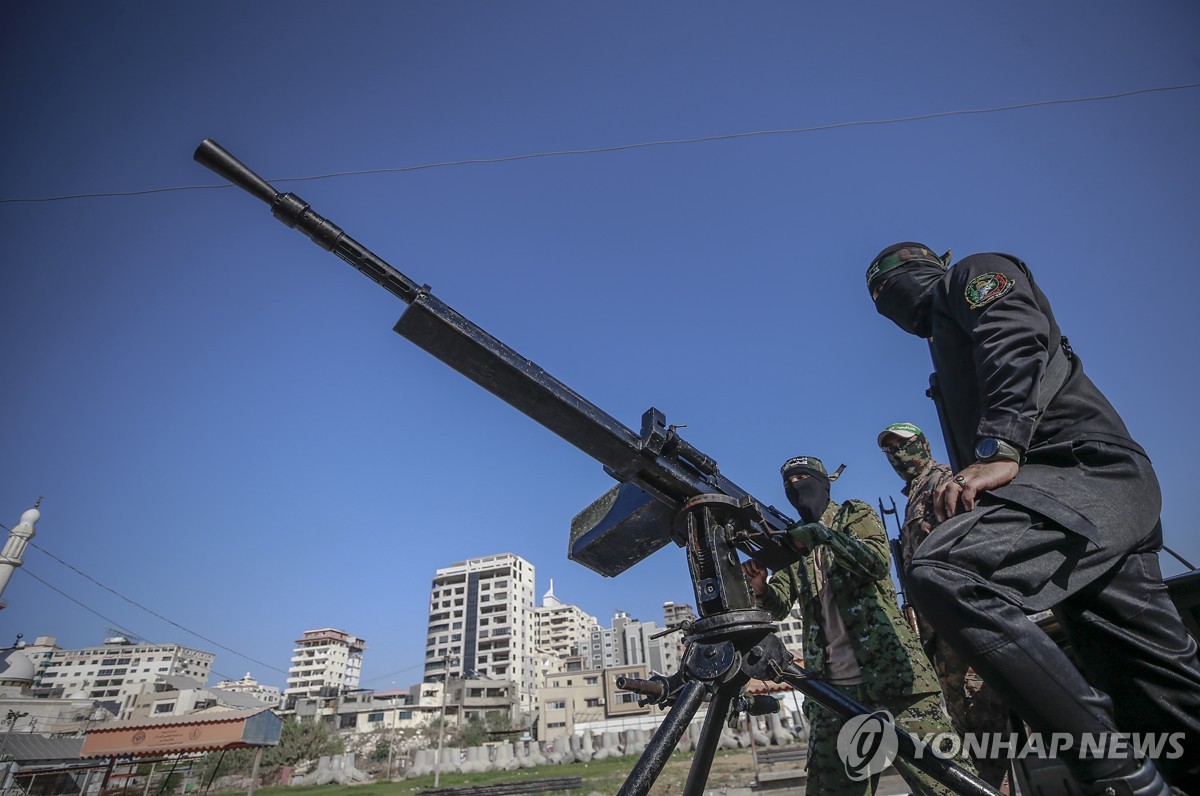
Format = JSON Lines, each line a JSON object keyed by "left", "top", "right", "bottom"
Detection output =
{"left": 206, "top": 747, "right": 760, "bottom": 795}
{"left": 199, "top": 716, "right": 346, "bottom": 784}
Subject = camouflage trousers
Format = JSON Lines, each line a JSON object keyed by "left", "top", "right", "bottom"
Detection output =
{"left": 803, "top": 684, "right": 976, "bottom": 796}
{"left": 928, "top": 632, "right": 1013, "bottom": 791}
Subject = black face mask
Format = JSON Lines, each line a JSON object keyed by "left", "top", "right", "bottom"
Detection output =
{"left": 786, "top": 476, "right": 830, "bottom": 524}
{"left": 873, "top": 264, "right": 944, "bottom": 338}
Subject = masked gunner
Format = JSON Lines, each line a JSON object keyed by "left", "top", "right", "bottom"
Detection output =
{"left": 742, "top": 455, "right": 966, "bottom": 796}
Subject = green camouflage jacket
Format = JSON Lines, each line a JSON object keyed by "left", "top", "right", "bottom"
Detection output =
{"left": 756, "top": 498, "right": 941, "bottom": 703}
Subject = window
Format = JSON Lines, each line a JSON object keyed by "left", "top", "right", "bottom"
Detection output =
{"left": 155, "top": 703, "right": 175, "bottom": 714}
{"left": 584, "top": 677, "right": 598, "bottom": 685}
{"left": 585, "top": 698, "right": 602, "bottom": 708}
{"left": 547, "top": 721, "right": 566, "bottom": 729}
{"left": 368, "top": 712, "right": 384, "bottom": 723}
{"left": 547, "top": 700, "right": 566, "bottom": 710}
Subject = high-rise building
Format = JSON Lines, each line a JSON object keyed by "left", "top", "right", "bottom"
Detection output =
{"left": 29, "top": 635, "right": 214, "bottom": 718}
{"left": 284, "top": 628, "right": 366, "bottom": 701}
{"left": 533, "top": 579, "right": 597, "bottom": 666}
{"left": 661, "top": 601, "right": 696, "bottom": 674}
{"left": 423, "top": 553, "right": 537, "bottom": 713}
{"left": 611, "top": 612, "right": 668, "bottom": 673}
{"left": 774, "top": 605, "right": 805, "bottom": 663}
{"left": 586, "top": 622, "right": 617, "bottom": 671}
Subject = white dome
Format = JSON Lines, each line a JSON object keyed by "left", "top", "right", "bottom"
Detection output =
{"left": 0, "top": 650, "right": 35, "bottom": 683}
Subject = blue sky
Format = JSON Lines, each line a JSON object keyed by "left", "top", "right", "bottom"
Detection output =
{"left": 2, "top": 3, "right": 1198, "bottom": 691}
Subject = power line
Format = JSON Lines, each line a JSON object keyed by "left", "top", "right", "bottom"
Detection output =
{"left": 16, "top": 567, "right": 143, "bottom": 641}
{"left": 2, "top": 82, "right": 1196, "bottom": 206}
{"left": 15, "top": 567, "right": 245, "bottom": 684}
{"left": 360, "top": 662, "right": 426, "bottom": 684}
{"left": 17, "top": 537, "right": 287, "bottom": 675}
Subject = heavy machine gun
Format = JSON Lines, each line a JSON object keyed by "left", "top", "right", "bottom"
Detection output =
{"left": 194, "top": 139, "right": 999, "bottom": 796}
{"left": 192, "top": 139, "right": 795, "bottom": 578}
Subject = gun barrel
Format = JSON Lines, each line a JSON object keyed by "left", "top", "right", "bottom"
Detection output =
{"left": 194, "top": 139, "right": 279, "bottom": 206}
{"left": 615, "top": 676, "right": 666, "bottom": 701}
{"left": 193, "top": 139, "right": 424, "bottom": 304}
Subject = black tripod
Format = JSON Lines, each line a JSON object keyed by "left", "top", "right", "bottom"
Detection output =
{"left": 613, "top": 495, "right": 1000, "bottom": 796}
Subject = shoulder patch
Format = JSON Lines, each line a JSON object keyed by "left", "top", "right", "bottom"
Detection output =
{"left": 964, "top": 271, "right": 1015, "bottom": 309}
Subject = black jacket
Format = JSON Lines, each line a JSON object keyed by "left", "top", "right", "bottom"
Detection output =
{"left": 926, "top": 253, "right": 1160, "bottom": 597}
{"left": 930, "top": 252, "right": 1142, "bottom": 469}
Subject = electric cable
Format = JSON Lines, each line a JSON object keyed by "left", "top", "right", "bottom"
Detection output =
{"left": 1, "top": 82, "right": 1196, "bottom": 205}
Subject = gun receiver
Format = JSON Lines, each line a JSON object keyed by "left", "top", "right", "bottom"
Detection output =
{"left": 194, "top": 139, "right": 798, "bottom": 576}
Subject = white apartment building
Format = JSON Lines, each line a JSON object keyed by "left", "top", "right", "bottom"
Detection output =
{"left": 533, "top": 580, "right": 596, "bottom": 666}
{"left": 660, "top": 601, "right": 696, "bottom": 674}
{"left": 423, "top": 553, "right": 536, "bottom": 714}
{"left": 29, "top": 635, "right": 214, "bottom": 718}
{"left": 285, "top": 628, "right": 365, "bottom": 701}
{"left": 214, "top": 672, "right": 282, "bottom": 707}
{"left": 774, "top": 605, "right": 806, "bottom": 661}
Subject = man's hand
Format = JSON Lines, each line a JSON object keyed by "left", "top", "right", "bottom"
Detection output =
{"left": 787, "top": 521, "right": 827, "bottom": 553}
{"left": 935, "top": 460, "right": 1020, "bottom": 522}
{"left": 742, "top": 560, "right": 768, "bottom": 597}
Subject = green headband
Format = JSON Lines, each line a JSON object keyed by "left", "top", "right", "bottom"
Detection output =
{"left": 866, "top": 246, "right": 951, "bottom": 289}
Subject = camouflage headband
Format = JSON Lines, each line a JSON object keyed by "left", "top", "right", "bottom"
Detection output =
{"left": 866, "top": 245, "right": 952, "bottom": 290}
{"left": 781, "top": 456, "right": 845, "bottom": 482}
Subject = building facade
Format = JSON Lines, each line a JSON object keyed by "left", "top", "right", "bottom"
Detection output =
{"left": 536, "top": 664, "right": 651, "bottom": 740}
{"left": 27, "top": 636, "right": 214, "bottom": 719}
{"left": 213, "top": 672, "right": 282, "bottom": 707}
{"left": 285, "top": 628, "right": 366, "bottom": 702}
{"left": 533, "top": 580, "right": 597, "bottom": 667}
{"left": 660, "top": 601, "right": 696, "bottom": 675}
{"left": 423, "top": 553, "right": 537, "bottom": 714}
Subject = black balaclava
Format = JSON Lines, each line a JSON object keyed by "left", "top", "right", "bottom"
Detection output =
{"left": 867, "top": 242, "right": 948, "bottom": 339}
{"left": 786, "top": 475, "right": 830, "bottom": 524}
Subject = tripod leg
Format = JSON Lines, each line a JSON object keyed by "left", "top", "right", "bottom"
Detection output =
{"left": 617, "top": 679, "right": 708, "bottom": 796}
{"left": 682, "top": 679, "right": 740, "bottom": 796}
{"left": 777, "top": 663, "right": 1000, "bottom": 796}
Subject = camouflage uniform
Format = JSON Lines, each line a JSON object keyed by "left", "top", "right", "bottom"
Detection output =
{"left": 756, "top": 498, "right": 969, "bottom": 796}
{"left": 897, "top": 442, "right": 1013, "bottom": 790}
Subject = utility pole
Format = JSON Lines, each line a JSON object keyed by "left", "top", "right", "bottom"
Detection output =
{"left": 432, "top": 655, "right": 458, "bottom": 787}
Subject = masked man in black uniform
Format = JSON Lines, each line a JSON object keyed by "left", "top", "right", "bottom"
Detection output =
{"left": 866, "top": 243, "right": 1200, "bottom": 796}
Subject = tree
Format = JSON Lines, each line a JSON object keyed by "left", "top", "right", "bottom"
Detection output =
{"left": 452, "top": 711, "right": 514, "bottom": 748}
{"left": 197, "top": 716, "right": 345, "bottom": 782}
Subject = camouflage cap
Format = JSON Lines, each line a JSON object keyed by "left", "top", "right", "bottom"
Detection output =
{"left": 866, "top": 242, "right": 950, "bottom": 291}
{"left": 877, "top": 422, "right": 924, "bottom": 448}
{"left": 780, "top": 456, "right": 844, "bottom": 482}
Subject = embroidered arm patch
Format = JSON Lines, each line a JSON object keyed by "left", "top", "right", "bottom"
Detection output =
{"left": 964, "top": 271, "right": 1015, "bottom": 308}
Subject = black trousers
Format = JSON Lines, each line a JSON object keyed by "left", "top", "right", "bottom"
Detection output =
{"left": 908, "top": 505, "right": 1200, "bottom": 792}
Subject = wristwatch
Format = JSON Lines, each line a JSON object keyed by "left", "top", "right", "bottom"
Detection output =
{"left": 975, "top": 437, "right": 1022, "bottom": 464}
